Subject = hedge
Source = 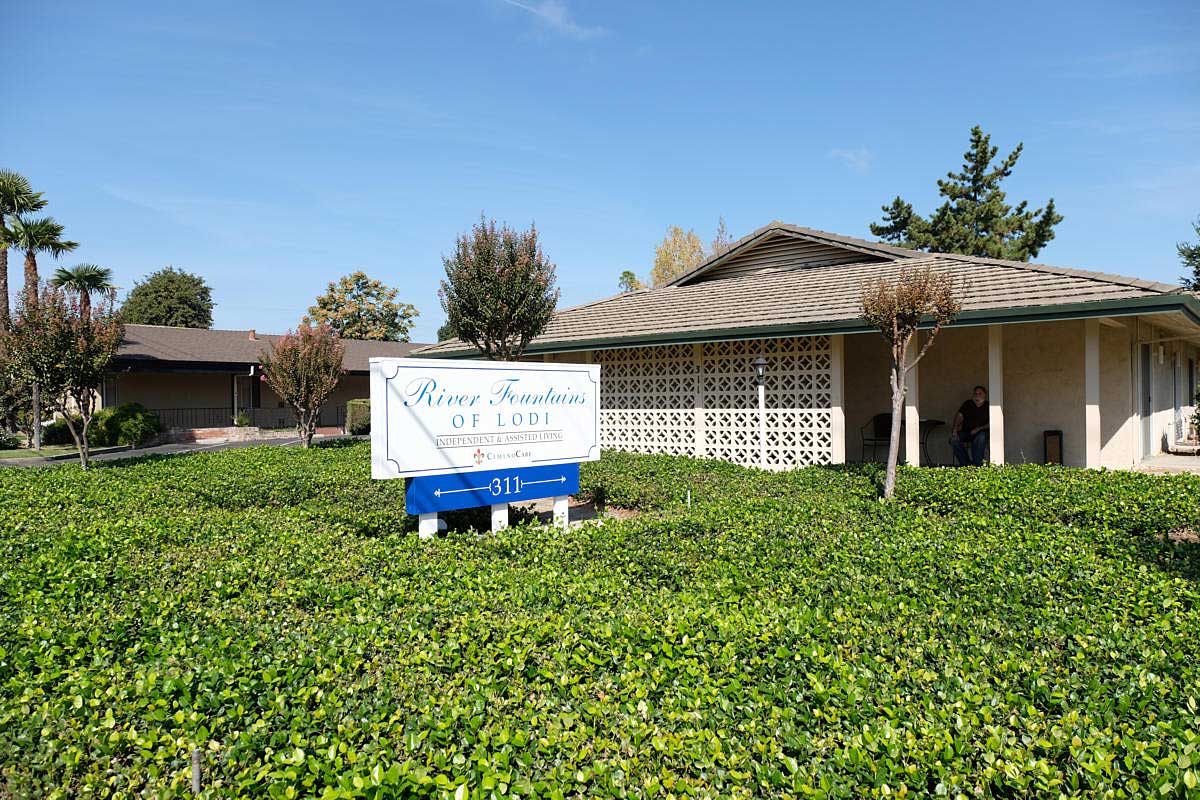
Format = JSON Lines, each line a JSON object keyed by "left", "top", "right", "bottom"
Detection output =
{"left": 1, "top": 444, "right": 1198, "bottom": 797}
{"left": 347, "top": 399, "right": 370, "bottom": 436}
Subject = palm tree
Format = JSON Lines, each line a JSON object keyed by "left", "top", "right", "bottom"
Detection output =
{"left": 50, "top": 263, "right": 116, "bottom": 318}
{"left": 8, "top": 216, "right": 77, "bottom": 451}
{"left": 7, "top": 216, "right": 77, "bottom": 308}
{"left": 0, "top": 171, "right": 47, "bottom": 331}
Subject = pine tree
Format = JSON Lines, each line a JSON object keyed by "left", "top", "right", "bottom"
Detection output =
{"left": 1178, "top": 216, "right": 1200, "bottom": 291}
{"left": 870, "top": 126, "right": 1063, "bottom": 262}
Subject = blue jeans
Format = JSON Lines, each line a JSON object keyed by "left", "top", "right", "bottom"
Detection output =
{"left": 952, "top": 429, "right": 988, "bottom": 467}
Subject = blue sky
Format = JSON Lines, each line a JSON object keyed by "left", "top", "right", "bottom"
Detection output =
{"left": 5, "top": 0, "right": 1198, "bottom": 342}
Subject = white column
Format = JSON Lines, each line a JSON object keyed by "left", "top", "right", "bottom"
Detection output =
{"left": 418, "top": 512, "right": 438, "bottom": 540}
{"left": 1085, "top": 318, "right": 1101, "bottom": 468}
{"left": 830, "top": 335, "right": 846, "bottom": 464}
{"left": 693, "top": 343, "right": 705, "bottom": 458}
{"left": 904, "top": 353, "right": 920, "bottom": 466}
{"left": 988, "top": 325, "right": 1005, "bottom": 465}
{"left": 552, "top": 495, "right": 569, "bottom": 528}
{"left": 491, "top": 503, "right": 509, "bottom": 532}
{"left": 757, "top": 382, "right": 767, "bottom": 469}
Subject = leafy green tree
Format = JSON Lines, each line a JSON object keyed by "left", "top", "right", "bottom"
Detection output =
{"left": 1, "top": 286, "right": 123, "bottom": 468}
{"left": 870, "top": 125, "right": 1063, "bottom": 261}
{"left": 120, "top": 267, "right": 214, "bottom": 328}
{"left": 1179, "top": 216, "right": 1200, "bottom": 290}
{"left": 437, "top": 320, "right": 457, "bottom": 342}
{"left": 440, "top": 215, "right": 559, "bottom": 361}
{"left": 0, "top": 362, "right": 32, "bottom": 441}
{"left": 617, "top": 270, "right": 645, "bottom": 293}
{"left": 303, "top": 271, "right": 418, "bottom": 342}
{"left": 50, "top": 263, "right": 116, "bottom": 318}
{"left": 650, "top": 225, "right": 706, "bottom": 286}
{"left": 861, "top": 266, "right": 961, "bottom": 499}
{"left": 259, "top": 323, "right": 345, "bottom": 448}
{"left": 0, "top": 170, "right": 47, "bottom": 331}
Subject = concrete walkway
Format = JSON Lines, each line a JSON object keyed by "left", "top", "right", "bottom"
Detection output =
{"left": 0, "top": 434, "right": 354, "bottom": 468}
{"left": 1136, "top": 453, "right": 1200, "bottom": 475}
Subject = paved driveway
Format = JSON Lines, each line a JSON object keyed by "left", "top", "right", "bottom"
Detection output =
{"left": 0, "top": 434, "right": 354, "bottom": 468}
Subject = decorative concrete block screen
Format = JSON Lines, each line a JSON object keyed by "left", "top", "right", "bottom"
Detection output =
{"left": 593, "top": 336, "right": 833, "bottom": 468}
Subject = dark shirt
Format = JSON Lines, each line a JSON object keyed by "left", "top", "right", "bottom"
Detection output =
{"left": 958, "top": 400, "right": 989, "bottom": 435}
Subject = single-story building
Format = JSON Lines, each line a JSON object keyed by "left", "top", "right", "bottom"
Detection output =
{"left": 105, "top": 324, "right": 424, "bottom": 430}
{"left": 418, "top": 221, "right": 1200, "bottom": 470}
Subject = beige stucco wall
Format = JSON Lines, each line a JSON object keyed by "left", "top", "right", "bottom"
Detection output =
{"left": 1001, "top": 321, "right": 1086, "bottom": 466}
{"left": 111, "top": 373, "right": 231, "bottom": 410}
{"left": 837, "top": 319, "right": 1136, "bottom": 468}
{"left": 544, "top": 317, "right": 1192, "bottom": 470}
{"left": 1099, "top": 323, "right": 1135, "bottom": 468}
{"left": 109, "top": 371, "right": 370, "bottom": 429}
{"left": 251, "top": 373, "right": 369, "bottom": 428}
{"left": 844, "top": 326, "right": 1011, "bottom": 465}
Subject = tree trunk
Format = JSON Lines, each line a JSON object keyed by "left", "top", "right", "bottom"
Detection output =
{"left": 298, "top": 410, "right": 315, "bottom": 448}
{"left": 0, "top": 244, "right": 9, "bottom": 332}
{"left": 23, "top": 250, "right": 38, "bottom": 308}
{"left": 883, "top": 359, "right": 906, "bottom": 499}
{"left": 32, "top": 384, "right": 41, "bottom": 450}
{"left": 80, "top": 292, "right": 91, "bottom": 320}
{"left": 65, "top": 413, "right": 89, "bottom": 470}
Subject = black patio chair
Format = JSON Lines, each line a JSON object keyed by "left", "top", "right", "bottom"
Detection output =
{"left": 860, "top": 412, "right": 896, "bottom": 462}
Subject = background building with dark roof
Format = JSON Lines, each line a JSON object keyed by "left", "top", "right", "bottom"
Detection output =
{"left": 108, "top": 324, "right": 425, "bottom": 430}
{"left": 420, "top": 221, "right": 1200, "bottom": 469}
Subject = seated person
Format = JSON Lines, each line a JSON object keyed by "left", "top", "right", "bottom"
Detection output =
{"left": 951, "top": 385, "right": 990, "bottom": 466}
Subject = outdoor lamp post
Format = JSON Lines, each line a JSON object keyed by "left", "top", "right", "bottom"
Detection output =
{"left": 753, "top": 356, "right": 768, "bottom": 387}
{"left": 753, "top": 356, "right": 768, "bottom": 469}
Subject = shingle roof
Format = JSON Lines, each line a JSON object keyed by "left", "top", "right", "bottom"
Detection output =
{"left": 418, "top": 222, "right": 1190, "bottom": 357}
{"left": 115, "top": 325, "right": 426, "bottom": 372}
{"left": 668, "top": 220, "right": 915, "bottom": 286}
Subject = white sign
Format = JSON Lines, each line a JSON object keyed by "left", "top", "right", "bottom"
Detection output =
{"left": 370, "top": 357, "right": 601, "bottom": 479}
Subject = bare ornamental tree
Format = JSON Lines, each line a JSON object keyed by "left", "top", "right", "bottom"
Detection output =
{"left": 860, "top": 265, "right": 962, "bottom": 499}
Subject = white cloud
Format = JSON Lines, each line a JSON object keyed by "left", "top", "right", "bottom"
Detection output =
{"left": 499, "top": 0, "right": 607, "bottom": 39}
{"left": 828, "top": 148, "right": 873, "bottom": 174}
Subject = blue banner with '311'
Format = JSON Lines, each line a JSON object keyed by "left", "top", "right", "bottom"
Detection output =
{"left": 405, "top": 463, "right": 580, "bottom": 515}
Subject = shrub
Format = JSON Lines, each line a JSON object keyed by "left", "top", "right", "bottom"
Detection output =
{"left": 40, "top": 415, "right": 81, "bottom": 445}
{"left": 346, "top": 398, "right": 370, "bottom": 435}
{"left": 0, "top": 430, "right": 21, "bottom": 449}
{"left": 41, "top": 403, "right": 163, "bottom": 447}
{"left": 98, "top": 402, "right": 163, "bottom": 445}
{"left": 0, "top": 446, "right": 1197, "bottom": 797}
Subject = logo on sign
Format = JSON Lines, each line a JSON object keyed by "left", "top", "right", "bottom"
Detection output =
{"left": 473, "top": 448, "right": 484, "bottom": 465}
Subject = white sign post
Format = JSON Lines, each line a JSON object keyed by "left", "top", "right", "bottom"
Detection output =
{"left": 371, "top": 357, "right": 601, "bottom": 535}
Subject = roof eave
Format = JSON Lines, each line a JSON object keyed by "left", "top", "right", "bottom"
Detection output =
{"left": 421, "top": 294, "right": 1200, "bottom": 358}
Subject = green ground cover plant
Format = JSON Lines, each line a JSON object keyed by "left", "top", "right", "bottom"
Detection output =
{"left": 1, "top": 444, "right": 1199, "bottom": 798}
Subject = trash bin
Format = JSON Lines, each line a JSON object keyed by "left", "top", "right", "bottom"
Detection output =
{"left": 1044, "top": 430, "right": 1063, "bottom": 465}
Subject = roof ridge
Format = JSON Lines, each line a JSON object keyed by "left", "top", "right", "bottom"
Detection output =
{"left": 926, "top": 252, "right": 1180, "bottom": 294}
